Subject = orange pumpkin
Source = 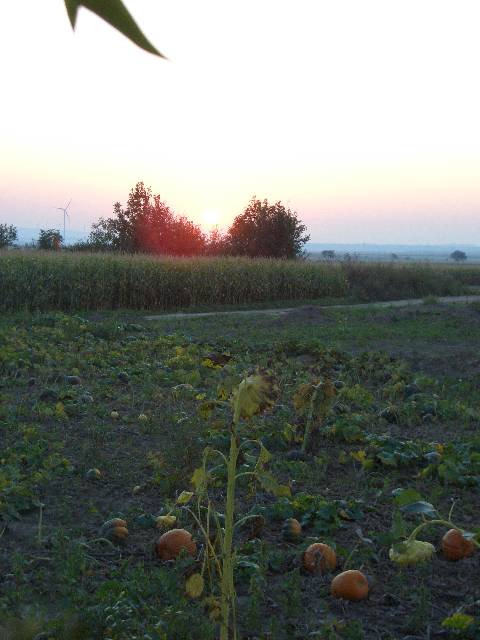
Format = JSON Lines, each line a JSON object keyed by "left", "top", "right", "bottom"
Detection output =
{"left": 331, "top": 570, "right": 369, "bottom": 601}
{"left": 100, "top": 518, "right": 129, "bottom": 543}
{"left": 441, "top": 529, "right": 475, "bottom": 561}
{"left": 108, "top": 526, "right": 129, "bottom": 542}
{"left": 303, "top": 543, "right": 336, "bottom": 573}
{"left": 282, "top": 518, "right": 302, "bottom": 543}
{"left": 156, "top": 528, "right": 197, "bottom": 560}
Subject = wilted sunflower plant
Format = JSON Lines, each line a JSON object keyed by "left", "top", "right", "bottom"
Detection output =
{"left": 183, "top": 372, "right": 288, "bottom": 640}
{"left": 293, "top": 378, "right": 337, "bottom": 453}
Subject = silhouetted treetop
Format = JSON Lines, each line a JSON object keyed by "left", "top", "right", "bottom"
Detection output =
{"left": 89, "top": 182, "right": 206, "bottom": 256}
{"left": 227, "top": 197, "right": 309, "bottom": 259}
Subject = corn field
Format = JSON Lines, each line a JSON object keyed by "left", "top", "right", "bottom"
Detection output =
{"left": 0, "top": 251, "right": 474, "bottom": 312}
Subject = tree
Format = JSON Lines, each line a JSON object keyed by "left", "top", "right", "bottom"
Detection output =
{"left": 205, "top": 228, "right": 229, "bottom": 256}
{"left": 321, "top": 250, "right": 335, "bottom": 261}
{"left": 450, "top": 250, "right": 467, "bottom": 263}
{"left": 38, "top": 229, "right": 62, "bottom": 250}
{"left": 89, "top": 182, "right": 206, "bottom": 256}
{"left": 227, "top": 197, "right": 309, "bottom": 259}
{"left": 0, "top": 224, "right": 18, "bottom": 248}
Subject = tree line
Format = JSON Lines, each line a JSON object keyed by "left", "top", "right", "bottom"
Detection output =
{"left": 1, "top": 182, "right": 310, "bottom": 259}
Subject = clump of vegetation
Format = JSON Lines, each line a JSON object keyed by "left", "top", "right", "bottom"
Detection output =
{"left": 37, "top": 229, "right": 63, "bottom": 251}
{"left": 0, "top": 223, "right": 17, "bottom": 248}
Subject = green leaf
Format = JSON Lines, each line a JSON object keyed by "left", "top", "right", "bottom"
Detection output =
{"left": 392, "top": 487, "right": 423, "bottom": 507}
{"left": 400, "top": 501, "right": 437, "bottom": 518}
{"left": 135, "top": 513, "right": 156, "bottom": 529}
{"left": 254, "top": 442, "right": 272, "bottom": 473}
{"left": 198, "top": 400, "right": 217, "bottom": 420}
{"left": 185, "top": 573, "right": 204, "bottom": 599}
{"left": 441, "top": 613, "right": 475, "bottom": 631}
{"left": 257, "top": 471, "right": 291, "bottom": 497}
{"left": 64, "top": 0, "right": 165, "bottom": 58}
{"left": 191, "top": 466, "right": 208, "bottom": 493}
{"left": 391, "top": 510, "right": 407, "bottom": 540}
{"left": 176, "top": 490, "right": 194, "bottom": 505}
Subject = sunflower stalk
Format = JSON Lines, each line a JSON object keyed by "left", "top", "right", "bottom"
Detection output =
{"left": 219, "top": 424, "right": 239, "bottom": 640}
{"left": 300, "top": 379, "right": 336, "bottom": 453}
{"left": 190, "top": 372, "right": 277, "bottom": 639}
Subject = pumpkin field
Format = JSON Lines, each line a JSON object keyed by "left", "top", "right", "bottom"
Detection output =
{"left": 1, "top": 301, "right": 480, "bottom": 639}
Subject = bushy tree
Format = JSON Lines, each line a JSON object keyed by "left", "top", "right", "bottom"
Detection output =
{"left": 227, "top": 197, "right": 309, "bottom": 259}
{"left": 450, "top": 250, "right": 467, "bottom": 263}
{"left": 0, "top": 224, "right": 18, "bottom": 248}
{"left": 321, "top": 250, "right": 335, "bottom": 261}
{"left": 89, "top": 182, "right": 206, "bottom": 256}
{"left": 205, "top": 228, "right": 229, "bottom": 256}
{"left": 38, "top": 229, "right": 62, "bottom": 250}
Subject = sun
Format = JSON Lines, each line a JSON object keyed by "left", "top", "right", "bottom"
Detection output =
{"left": 200, "top": 209, "right": 221, "bottom": 228}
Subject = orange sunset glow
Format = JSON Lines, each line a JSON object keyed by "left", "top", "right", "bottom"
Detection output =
{"left": 1, "top": 1, "right": 480, "bottom": 244}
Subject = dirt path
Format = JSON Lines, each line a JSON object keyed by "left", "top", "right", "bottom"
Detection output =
{"left": 145, "top": 294, "right": 480, "bottom": 321}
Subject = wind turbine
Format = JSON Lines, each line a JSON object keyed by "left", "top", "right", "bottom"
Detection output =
{"left": 55, "top": 199, "right": 72, "bottom": 244}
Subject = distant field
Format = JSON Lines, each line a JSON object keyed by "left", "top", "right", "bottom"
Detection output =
{"left": 1, "top": 250, "right": 479, "bottom": 312}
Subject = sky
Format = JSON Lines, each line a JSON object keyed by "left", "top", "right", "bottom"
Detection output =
{"left": 1, "top": 0, "right": 480, "bottom": 244}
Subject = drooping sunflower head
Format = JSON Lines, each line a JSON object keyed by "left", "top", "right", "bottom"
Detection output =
{"left": 232, "top": 372, "right": 278, "bottom": 422}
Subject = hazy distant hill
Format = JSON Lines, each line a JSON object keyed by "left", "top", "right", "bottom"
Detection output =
{"left": 306, "top": 243, "right": 480, "bottom": 262}
{"left": 307, "top": 242, "right": 479, "bottom": 254}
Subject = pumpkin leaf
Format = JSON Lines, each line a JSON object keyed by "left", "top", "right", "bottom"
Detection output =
{"left": 155, "top": 515, "right": 177, "bottom": 529}
{"left": 354, "top": 526, "right": 374, "bottom": 545}
{"left": 217, "top": 385, "right": 230, "bottom": 401}
{"left": 350, "top": 450, "right": 367, "bottom": 463}
{"left": 64, "top": 0, "right": 165, "bottom": 57}
{"left": 135, "top": 513, "right": 157, "bottom": 529}
{"left": 461, "top": 529, "right": 478, "bottom": 541}
{"left": 441, "top": 613, "right": 475, "bottom": 631}
{"left": 391, "top": 510, "right": 407, "bottom": 540}
{"left": 400, "top": 501, "right": 437, "bottom": 518}
{"left": 176, "top": 490, "right": 194, "bottom": 505}
{"left": 201, "top": 358, "right": 222, "bottom": 369}
{"left": 185, "top": 573, "right": 204, "bottom": 599}
{"left": 55, "top": 402, "right": 68, "bottom": 420}
{"left": 198, "top": 401, "right": 217, "bottom": 420}
{"left": 392, "top": 487, "right": 423, "bottom": 507}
